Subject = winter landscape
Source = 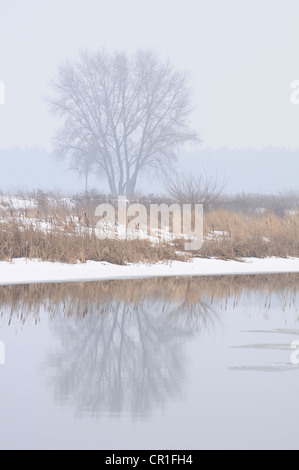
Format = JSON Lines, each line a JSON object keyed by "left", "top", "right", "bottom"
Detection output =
{"left": 0, "top": 0, "right": 298, "bottom": 453}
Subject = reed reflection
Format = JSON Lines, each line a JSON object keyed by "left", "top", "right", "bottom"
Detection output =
{"left": 0, "top": 274, "right": 298, "bottom": 415}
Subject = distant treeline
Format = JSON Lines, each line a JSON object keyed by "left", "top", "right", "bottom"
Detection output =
{"left": 212, "top": 192, "right": 299, "bottom": 217}
{"left": 3, "top": 188, "right": 298, "bottom": 218}
{"left": 0, "top": 146, "right": 298, "bottom": 195}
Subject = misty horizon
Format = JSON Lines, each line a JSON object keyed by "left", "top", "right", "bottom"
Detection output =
{"left": 0, "top": 145, "right": 297, "bottom": 195}
{"left": 1, "top": 0, "right": 299, "bottom": 197}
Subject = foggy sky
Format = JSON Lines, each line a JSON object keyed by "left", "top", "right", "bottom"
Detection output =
{"left": 1, "top": 0, "right": 299, "bottom": 152}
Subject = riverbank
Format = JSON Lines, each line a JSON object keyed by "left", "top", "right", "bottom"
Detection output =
{"left": 1, "top": 256, "right": 299, "bottom": 286}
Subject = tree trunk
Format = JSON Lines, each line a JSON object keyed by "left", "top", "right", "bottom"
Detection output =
{"left": 85, "top": 170, "right": 89, "bottom": 195}
{"left": 126, "top": 179, "right": 136, "bottom": 197}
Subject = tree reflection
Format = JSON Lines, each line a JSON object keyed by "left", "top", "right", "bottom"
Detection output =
{"left": 0, "top": 274, "right": 298, "bottom": 416}
{"left": 46, "top": 284, "right": 218, "bottom": 416}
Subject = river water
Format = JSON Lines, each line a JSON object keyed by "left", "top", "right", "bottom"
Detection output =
{"left": 0, "top": 275, "right": 298, "bottom": 450}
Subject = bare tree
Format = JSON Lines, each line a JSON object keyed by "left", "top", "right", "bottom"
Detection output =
{"left": 48, "top": 49, "right": 199, "bottom": 196}
{"left": 165, "top": 172, "right": 224, "bottom": 208}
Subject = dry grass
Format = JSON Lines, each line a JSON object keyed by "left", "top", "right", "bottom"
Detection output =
{"left": 0, "top": 192, "right": 298, "bottom": 263}
{"left": 197, "top": 210, "right": 299, "bottom": 260}
{"left": 0, "top": 222, "right": 186, "bottom": 264}
{"left": 0, "top": 192, "right": 187, "bottom": 264}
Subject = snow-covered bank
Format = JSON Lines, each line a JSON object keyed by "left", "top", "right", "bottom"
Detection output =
{"left": 0, "top": 257, "right": 299, "bottom": 286}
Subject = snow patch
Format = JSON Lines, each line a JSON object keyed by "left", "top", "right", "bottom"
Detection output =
{"left": 0, "top": 257, "right": 298, "bottom": 286}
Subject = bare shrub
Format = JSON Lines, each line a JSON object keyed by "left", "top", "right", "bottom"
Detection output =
{"left": 165, "top": 173, "right": 224, "bottom": 208}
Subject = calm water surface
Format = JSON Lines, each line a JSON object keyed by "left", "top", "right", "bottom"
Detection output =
{"left": 0, "top": 275, "right": 298, "bottom": 450}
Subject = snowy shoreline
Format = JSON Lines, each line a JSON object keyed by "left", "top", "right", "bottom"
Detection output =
{"left": 0, "top": 257, "right": 299, "bottom": 286}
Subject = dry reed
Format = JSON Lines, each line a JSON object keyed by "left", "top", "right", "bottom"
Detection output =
{"left": 0, "top": 193, "right": 298, "bottom": 263}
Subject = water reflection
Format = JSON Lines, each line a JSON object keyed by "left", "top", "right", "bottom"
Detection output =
{"left": 46, "top": 296, "right": 214, "bottom": 416}
{"left": 0, "top": 274, "right": 298, "bottom": 416}
{"left": 0, "top": 278, "right": 219, "bottom": 416}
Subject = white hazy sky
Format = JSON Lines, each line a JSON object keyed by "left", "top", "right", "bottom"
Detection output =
{"left": 1, "top": 0, "right": 299, "bottom": 151}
